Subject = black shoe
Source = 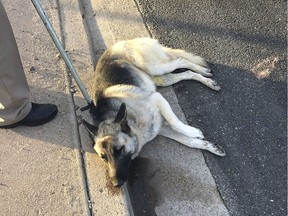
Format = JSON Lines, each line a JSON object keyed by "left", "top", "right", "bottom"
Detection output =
{"left": 0, "top": 103, "right": 58, "bottom": 129}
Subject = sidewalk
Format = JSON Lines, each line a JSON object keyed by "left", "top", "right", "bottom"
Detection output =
{"left": 0, "top": 0, "right": 90, "bottom": 215}
{"left": 0, "top": 0, "right": 229, "bottom": 215}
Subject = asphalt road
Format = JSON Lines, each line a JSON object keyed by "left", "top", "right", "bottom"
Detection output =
{"left": 134, "top": 0, "right": 287, "bottom": 215}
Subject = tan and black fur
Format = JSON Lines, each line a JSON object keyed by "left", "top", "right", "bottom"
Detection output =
{"left": 83, "top": 38, "right": 225, "bottom": 187}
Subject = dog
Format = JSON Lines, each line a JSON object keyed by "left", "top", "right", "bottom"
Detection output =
{"left": 83, "top": 38, "right": 225, "bottom": 187}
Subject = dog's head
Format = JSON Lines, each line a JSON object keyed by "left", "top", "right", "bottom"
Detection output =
{"left": 83, "top": 103, "right": 138, "bottom": 187}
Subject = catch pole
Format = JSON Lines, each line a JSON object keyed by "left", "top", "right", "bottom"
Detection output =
{"left": 31, "top": 0, "right": 94, "bottom": 109}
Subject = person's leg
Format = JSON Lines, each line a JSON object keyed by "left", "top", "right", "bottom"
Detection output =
{"left": 0, "top": 2, "right": 57, "bottom": 128}
{"left": 0, "top": 1, "right": 31, "bottom": 126}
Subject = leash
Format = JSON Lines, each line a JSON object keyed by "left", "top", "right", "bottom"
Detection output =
{"left": 31, "top": 0, "right": 95, "bottom": 110}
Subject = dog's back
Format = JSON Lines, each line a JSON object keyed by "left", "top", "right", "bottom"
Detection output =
{"left": 91, "top": 39, "right": 158, "bottom": 122}
{"left": 93, "top": 49, "right": 141, "bottom": 100}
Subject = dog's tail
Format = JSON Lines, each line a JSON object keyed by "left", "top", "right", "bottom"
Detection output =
{"left": 163, "top": 47, "right": 208, "bottom": 68}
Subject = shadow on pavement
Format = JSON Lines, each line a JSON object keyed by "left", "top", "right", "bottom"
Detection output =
{"left": 9, "top": 87, "right": 95, "bottom": 153}
{"left": 173, "top": 62, "right": 287, "bottom": 216}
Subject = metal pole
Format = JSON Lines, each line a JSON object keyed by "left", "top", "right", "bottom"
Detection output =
{"left": 31, "top": 0, "right": 94, "bottom": 107}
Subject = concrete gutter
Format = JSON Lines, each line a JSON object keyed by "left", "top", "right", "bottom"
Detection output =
{"left": 0, "top": 0, "right": 229, "bottom": 215}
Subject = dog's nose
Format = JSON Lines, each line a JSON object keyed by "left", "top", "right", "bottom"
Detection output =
{"left": 112, "top": 178, "right": 125, "bottom": 187}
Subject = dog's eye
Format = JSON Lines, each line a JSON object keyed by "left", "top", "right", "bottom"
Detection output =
{"left": 100, "top": 154, "right": 108, "bottom": 162}
{"left": 113, "top": 146, "right": 124, "bottom": 157}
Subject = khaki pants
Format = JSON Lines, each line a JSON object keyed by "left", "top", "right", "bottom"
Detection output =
{"left": 0, "top": 1, "right": 31, "bottom": 126}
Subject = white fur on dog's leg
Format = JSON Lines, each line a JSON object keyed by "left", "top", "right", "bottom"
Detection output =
{"left": 176, "top": 58, "right": 211, "bottom": 76}
{"left": 202, "top": 70, "right": 213, "bottom": 77}
{"left": 203, "top": 67, "right": 212, "bottom": 74}
{"left": 199, "top": 139, "right": 226, "bottom": 156}
{"left": 152, "top": 92, "right": 204, "bottom": 139}
{"left": 208, "top": 80, "right": 221, "bottom": 91}
{"left": 177, "top": 71, "right": 220, "bottom": 91}
{"left": 196, "top": 68, "right": 213, "bottom": 77}
{"left": 151, "top": 92, "right": 203, "bottom": 136}
{"left": 175, "top": 124, "right": 204, "bottom": 139}
{"left": 180, "top": 138, "right": 225, "bottom": 156}
{"left": 159, "top": 124, "right": 226, "bottom": 156}
{"left": 199, "top": 76, "right": 221, "bottom": 91}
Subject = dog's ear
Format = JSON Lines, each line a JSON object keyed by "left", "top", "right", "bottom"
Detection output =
{"left": 114, "top": 103, "right": 131, "bottom": 134}
{"left": 82, "top": 119, "right": 98, "bottom": 141}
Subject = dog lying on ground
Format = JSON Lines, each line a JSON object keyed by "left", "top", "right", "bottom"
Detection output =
{"left": 83, "top": 38, "right": 225, "bottom": 187}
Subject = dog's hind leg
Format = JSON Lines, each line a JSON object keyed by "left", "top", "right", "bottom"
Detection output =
{"left": 164, "top": 48, "right": 208, "bottom": 67}
{"left": 163, "top": 48, "right": 213, "bottom": 77}
{"left": 146, "top": 58, "right": 211, "bottom": 76}
{"left": 151, "top": 70, "right": 221, "bottom": 91}
{"left": 159, "top": 121, "right": 226, "bottom": 156}
{"left": 151, "top": 92, "right": 204, "bottom": 138}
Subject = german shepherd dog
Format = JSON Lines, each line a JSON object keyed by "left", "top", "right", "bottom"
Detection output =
{"left": 83, "top": 38, "right": 225, "bottom": 187}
